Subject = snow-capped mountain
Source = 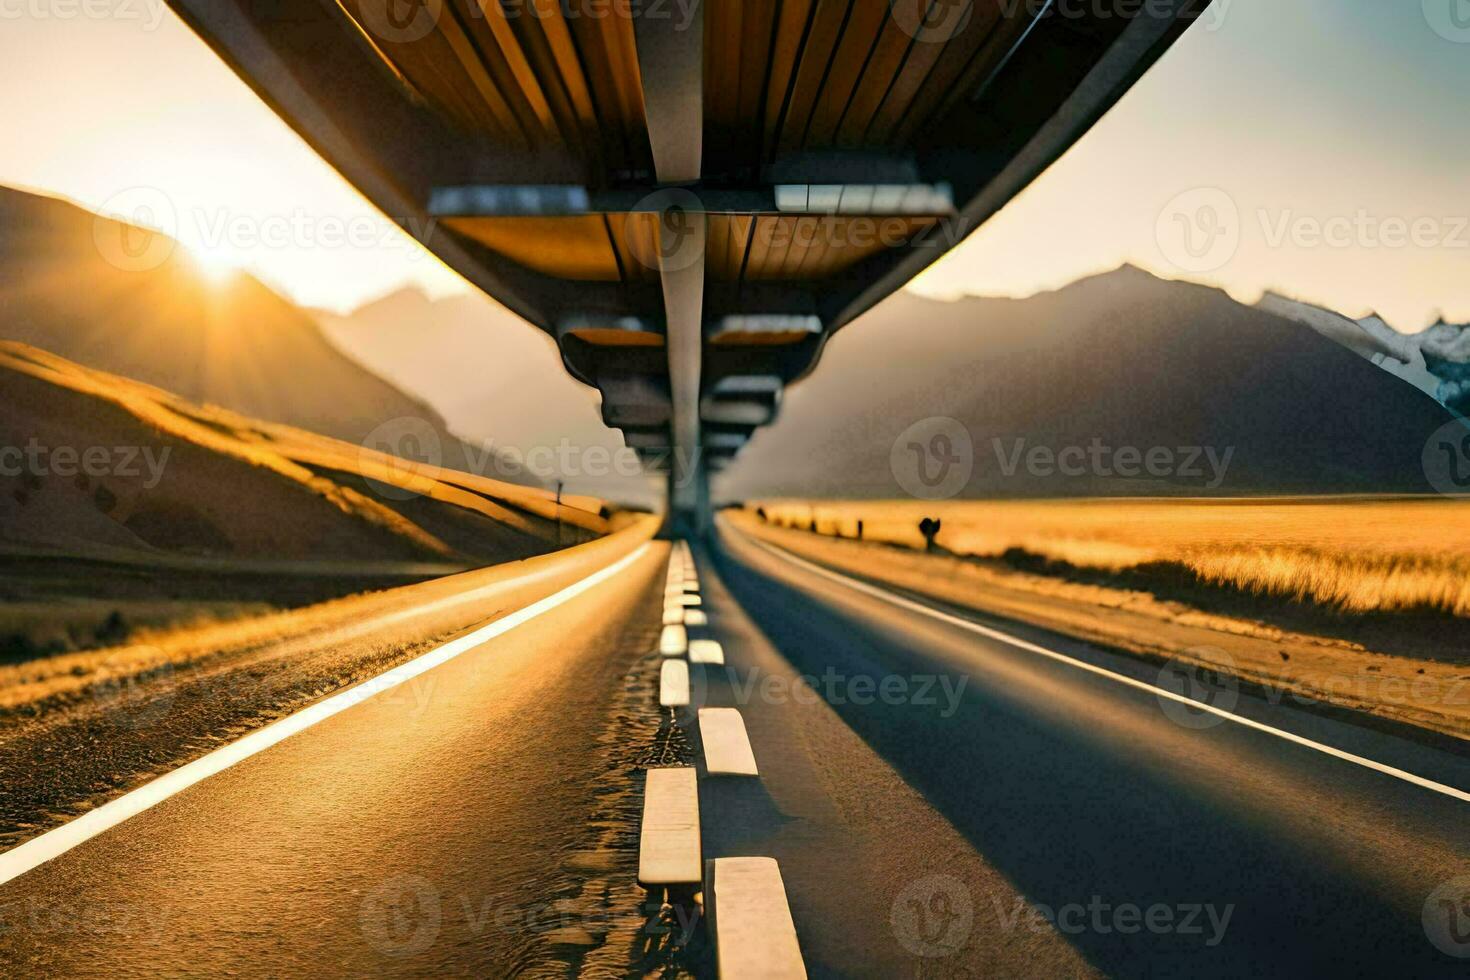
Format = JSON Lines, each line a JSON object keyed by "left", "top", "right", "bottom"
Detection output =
{"left": 1255, "top": 293, "right": 1466, "bottom": 410}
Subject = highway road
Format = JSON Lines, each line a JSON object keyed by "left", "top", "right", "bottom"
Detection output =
{"left": 0, "top": 519, "right": 1466, "bottom": 977}
{"left": 704, "top": 519, "right": 1470, "bottom": 977}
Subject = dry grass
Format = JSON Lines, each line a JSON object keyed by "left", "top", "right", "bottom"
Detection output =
{"left": 0, "top": 340, "right": 610, "bottom": 546}
{"left": 730, "top": 510, "right": 1470, "bottom": 738}
{"left": 753, "top": 498, "right": 1470, "bottom": 618}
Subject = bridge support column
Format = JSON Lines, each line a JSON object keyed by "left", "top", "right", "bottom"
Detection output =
{"left": 659, "top": 212, "right": 706, "bottom": 514}
{"left": 634, "top": 0, "right": 707, "bottom": 539}
{"left": 665, "top": 458, "right": 710, "bottom": 539}
{"left": 632, "top": 0, "right": 704, "bottom": 184}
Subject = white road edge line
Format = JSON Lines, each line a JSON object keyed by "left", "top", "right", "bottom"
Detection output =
{"left": 0, "top": 542, "right": 654, "bottom": 888}
{"left": 744, "top": 533, "right": 1470, "bottom": 804}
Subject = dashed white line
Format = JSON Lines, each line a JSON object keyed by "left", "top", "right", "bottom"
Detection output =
{"left": 698, "top": 708, "right": 758, "bottom": 776}
{"left": 689, "top": 639, "right": 725, "bottom": 665}
{"left": 707, "top": 857, "right": 806, "bottom": 978}
{"left": 638, "top": 767, "right": 701, "bottom": 887}
{"left": 661, "top": 659, "right": 691, "bottom": 707}
{"left": 660, "top": 624, "right": 689, "bottom": 656}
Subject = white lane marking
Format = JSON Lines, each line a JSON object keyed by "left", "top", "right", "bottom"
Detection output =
{"left": 689, "top": 639, "right": 725, "bottom": 665}
{"left": 745, "top": 534, "right": 1470, "bottom": 804}
{"left": 0, "top": 542, "right": 654, "bottom": 888}
{"left": 698, "top": 708, "right": 758, "bottom": 776}
{"left": 661, "top": 659, "right": 691, "bottom": 707}
{"left": 708, "top": 857, "right": 805, "bottom": 978}
{"left": 639, "top": 767, "right": 702, "bottom": 886}
{"left": 660, "top": 624, "right": 689, "bottom": 656}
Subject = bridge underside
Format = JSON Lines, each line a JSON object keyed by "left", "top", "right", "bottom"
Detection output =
{"left": 167, "top": 0, "right": 1210, "bottom": 520}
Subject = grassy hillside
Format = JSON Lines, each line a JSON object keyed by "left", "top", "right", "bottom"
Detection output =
{"left": 0, "top": 340, "right": 608, "bottom": 561}
{"left": 0, "top": 341, "right": 610, "bottom": 658}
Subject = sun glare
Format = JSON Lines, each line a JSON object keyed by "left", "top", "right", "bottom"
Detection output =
{"left": 184, "top": 243, "right": 242, "bottom": 285}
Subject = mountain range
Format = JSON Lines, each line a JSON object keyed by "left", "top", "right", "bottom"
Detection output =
{"left": 713, "top": 266, "right": 1457, "bottom": 500}
{"left": 4, "top": 182, "right": 1460, "bottom": 507}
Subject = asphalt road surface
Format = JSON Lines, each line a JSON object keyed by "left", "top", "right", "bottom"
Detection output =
{"left": 703, "top": 519, "right": 1470, "bottom": 977}
{"left": 0, "top": 519, "right": 1466, "bottom": 977}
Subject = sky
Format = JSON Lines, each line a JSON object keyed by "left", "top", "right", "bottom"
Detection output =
{"left": 0, "top": 0, "right": 1467, "bottom": 327}
{"left": 909, "top": 0, "right": 1470, "bottom": 330}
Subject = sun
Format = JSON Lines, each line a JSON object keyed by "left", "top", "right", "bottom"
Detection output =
{"left": 184, "top": 243, "right": 243, "bottom": 285}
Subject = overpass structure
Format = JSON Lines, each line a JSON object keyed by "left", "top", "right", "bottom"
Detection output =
{"left": 166, "top": 0, "right": 1210, "bottom": 524}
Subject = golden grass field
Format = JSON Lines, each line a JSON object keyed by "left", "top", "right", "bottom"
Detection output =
{"left": 753, "top": 498, "right": 1470, "bottom": 619}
